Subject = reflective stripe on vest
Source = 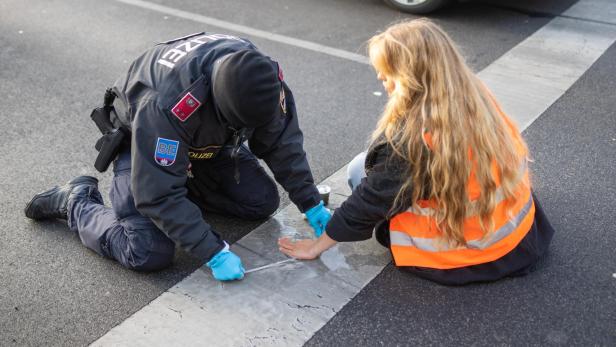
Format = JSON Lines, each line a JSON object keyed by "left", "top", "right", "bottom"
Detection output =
{"left": 391, "top": 192, "right": 533, "bottom": 251}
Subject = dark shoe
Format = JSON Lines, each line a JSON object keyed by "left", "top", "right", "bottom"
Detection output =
{"left": 25, "top": 176, "right": 101, "bottom": 220}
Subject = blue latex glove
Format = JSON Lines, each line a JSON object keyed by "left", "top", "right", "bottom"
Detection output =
{"left": 206, "top": 244, "right": 245, "bottom": 281}
{"left": 305, "top": 201, "right": 332, "bottom": 237}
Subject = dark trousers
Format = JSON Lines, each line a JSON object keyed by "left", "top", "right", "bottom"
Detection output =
{"left": 68, "top": 145, "right": 278, "bottom": 271}
{"left": 186, "top": 145, "right": 279, "bottom": 220}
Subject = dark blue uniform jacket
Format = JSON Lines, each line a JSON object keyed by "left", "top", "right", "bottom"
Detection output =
{"left": 110, "top": 33, "right": 320, "bottom": 262}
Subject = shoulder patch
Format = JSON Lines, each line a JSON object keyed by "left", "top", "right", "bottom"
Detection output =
{"left": 154, "top": 137, "right": 179, "bottom": 166}
{"left": 277, "top": 62, "right": 284, "bottom": 81}
{"left": 171, "top": 92, "right": 201, "bottom": 122}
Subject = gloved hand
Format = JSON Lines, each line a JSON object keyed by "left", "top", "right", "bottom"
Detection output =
{"left": 206, "top": 244, "right": 245, "bottom": 281}
{"left": 305, "top": 201, "right": 331, "bottom": 237}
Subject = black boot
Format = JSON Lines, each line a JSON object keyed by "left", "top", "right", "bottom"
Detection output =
{"left": 25, "top": 176, "right": 102, "bottom": 220}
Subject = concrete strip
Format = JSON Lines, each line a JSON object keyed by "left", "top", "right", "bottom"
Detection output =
{"left": 113, "top": 0, "right": 370, "bottom": 65}
{"left": 479, "top": 3, "right": 616, "bottom": 129}
{"left": 92, "top": 0, "right": 616, "bottom": 346}
{"left": 93, "top": 164, "right": 391, "bottom": 346}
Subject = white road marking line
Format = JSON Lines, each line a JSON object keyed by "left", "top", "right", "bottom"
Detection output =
{"left": 92, "top": 0, "right": 616, "bottom": 346}
{"left": 113, "top": 0, "right": 370, "bottom": 65}
{"left": 479, "top": 4, "right": 616, "bottom": 129}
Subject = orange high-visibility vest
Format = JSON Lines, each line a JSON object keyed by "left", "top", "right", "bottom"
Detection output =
{"left": 389, "top": 113, "right": 534, "bottom": 270}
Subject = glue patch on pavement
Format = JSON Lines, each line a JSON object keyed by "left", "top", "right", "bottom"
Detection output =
{"left": 320, "top": 245, "right": 351, "bottom": 271}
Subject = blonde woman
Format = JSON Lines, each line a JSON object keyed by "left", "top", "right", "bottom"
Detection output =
{"left": 279, "top": 19, "right": 554, "bottom": 285}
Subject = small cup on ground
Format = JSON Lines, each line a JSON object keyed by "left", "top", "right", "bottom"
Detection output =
{"left": 317, "top": 184, "right": 331, "bottom": 206}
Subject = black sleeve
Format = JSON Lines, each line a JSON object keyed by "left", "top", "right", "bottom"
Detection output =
{"left": 130, "top": 100, "right": 225, "bottom": 262}
{"left": 326, "top": 144, "right": 407, "bottom": 242}
{"left": 248, "top": 83, "right": 320, "bottom": 212}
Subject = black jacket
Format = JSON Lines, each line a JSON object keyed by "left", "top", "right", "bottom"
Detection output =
{"left": 110, "top": 33, "right": 320, "bottom": 262}
{"left": 326, "top": 141, "right": 407, "bottom": 242}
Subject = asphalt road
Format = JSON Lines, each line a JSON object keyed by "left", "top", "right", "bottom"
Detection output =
{"left": 2, "top": 0, "right": 613, "bottom": 346}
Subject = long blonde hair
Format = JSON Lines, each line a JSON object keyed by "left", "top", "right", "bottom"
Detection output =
{"left": 368, "top": 19, "right": 528, "bottom": 247}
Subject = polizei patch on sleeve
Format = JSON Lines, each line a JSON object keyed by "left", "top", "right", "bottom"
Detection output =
{"left": 154, "top": 137, "right": 179, "bottom": 166}
{"left": 171, "top": 92, "right": 201, "bottom": 122}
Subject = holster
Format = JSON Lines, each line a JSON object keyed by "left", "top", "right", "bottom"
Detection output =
{"left": 90, "top": 89, "right": 127, "bottom": 172}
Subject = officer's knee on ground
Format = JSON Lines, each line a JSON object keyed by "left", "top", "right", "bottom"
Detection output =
{"left": 260, "top": 191, "right": 280, "bottom": 218}
{"left": 242, "top": 190, "right": 280, "bottom": 220}
{"left": 118, "top": 218, "right": 176, "bottom": 272}
{"left": 127, "top": 240, "right": 175, "bottom": 272}
{"left": 130, "top": 251, "right": 174, "bottom": 272}
{"left": 239, "top": 181, "right": 280, "bottom": 220}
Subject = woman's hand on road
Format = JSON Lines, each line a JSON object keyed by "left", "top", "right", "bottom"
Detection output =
{"left": 278, "top": 238, "right": 319, "bottom": 260}
{"left": 278, "top": 232, "right": 338, "bottom": 260}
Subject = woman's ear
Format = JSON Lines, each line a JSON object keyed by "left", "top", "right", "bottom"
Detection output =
{"left": 383, "top": 77, "right": 399, "bottom": 96}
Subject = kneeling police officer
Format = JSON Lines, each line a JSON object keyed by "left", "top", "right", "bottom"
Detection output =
{"left": 24, "top": 32, "right": 331, "bottom": 281}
